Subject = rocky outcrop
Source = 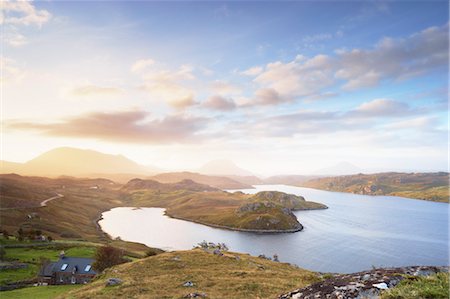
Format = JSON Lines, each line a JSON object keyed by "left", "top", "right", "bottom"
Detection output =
{"left": 279, "top": 266, "right": 448, "bottom": 299}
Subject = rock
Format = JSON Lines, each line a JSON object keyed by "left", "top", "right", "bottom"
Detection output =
{"left": 183, "top": 281, "right": 195, "bottom": 287}
{"left": 106, "top": 278, "right": 122, "bottom": 286}
{"left": 372, "top": 282, "right": 388, "bottom": 290}
{"left": 184, "top": 292, "right": 207, "bottom": 298}
{"left": 213, "top": 249, "right": 223, "bottom": 256}
{"left": 362, "top": 274, "right": 371, "bottom": 281}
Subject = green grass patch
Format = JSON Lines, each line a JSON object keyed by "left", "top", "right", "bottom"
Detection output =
{"left": 0, "top": 264, "right": 38, "bottom": 285}
{"left": 1, "top": 285, "right": 83, "bottom": 299}
{"left": 381, "top": 272, "right": 449, "bottom": 299}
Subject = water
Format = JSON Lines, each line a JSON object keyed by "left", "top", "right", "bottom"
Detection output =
{"left": 99, "top": 185, "right": 449, "bottom": 273}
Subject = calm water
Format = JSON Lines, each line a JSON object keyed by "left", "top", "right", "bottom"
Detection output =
{"left": 99, "top": 185, "right": 449, "bottom": 273}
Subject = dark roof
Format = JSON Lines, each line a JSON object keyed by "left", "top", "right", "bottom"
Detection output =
{"left": 39, "top": 262, "right": 56, "bottom": 277}
{"left": 39, "top": 256, "right": 97, "bottom": 276}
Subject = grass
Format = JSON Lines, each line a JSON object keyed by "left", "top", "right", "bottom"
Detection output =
{"left": 0, "top": 265, "right": 38, "bottom": 285}
{"left": 381, "top": 272, "right": 449, "bottom": 299}
{"left": 1, "top": 285, "right": 83, "bottom": 299}
{"left": 65, "top": 249, "right": 320, "bottom": 299}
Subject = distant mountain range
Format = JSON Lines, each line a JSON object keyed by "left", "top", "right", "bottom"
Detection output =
{"left": 0, "top": 147, "right": 160, "bottom": 178}
{"left": 313, "top": 162, "right": 363, "bottom": 175}
{"left": 198, "top": 159, "right": 254, "bottom": 176}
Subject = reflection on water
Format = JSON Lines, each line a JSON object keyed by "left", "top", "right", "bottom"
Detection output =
{"left": 99, "top": 185, "right": 449, "bottom": 273}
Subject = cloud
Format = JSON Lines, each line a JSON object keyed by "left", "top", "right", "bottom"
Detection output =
{"left": 240, "top": 66, "right": 263, "bottom": 76}
{"left": 71, "top": 85, "right": 123, "bottom": 96}
{"left": 347, "top": 98, "right": 413, "bottom": 118}
{"left": 335, "top": 23, "right": 448, "bottom": 89}
{"left": 209, "top": 80, "right": 241, "bottom": 95}
{"left": 138, "top": 64, "right": 197, "bottom": 109}
{"left": 247, "top": 23, "right": 448, "bottom": 106}
{"left": 0, "top": 56, "right": 25, "bottom": 83}
{"left": 1, "top": 0, "right": 51, "bottom": 27}
{"left": 131, "top": 59, "right": 155, "bottom": 73}
{"left": 253, "top": 88, "right": 286, "bottom": 105}
{"left": 4, "top": 31, "right": 27, "bottom": 47}
{"left": 203, "top": 95, "right": 236, "bottom": 111}
{"left": 254, "top": 54, "right": 334, "bottom": 100}
{"left": 8, "top": 110, "right": 208, "bottom": 144}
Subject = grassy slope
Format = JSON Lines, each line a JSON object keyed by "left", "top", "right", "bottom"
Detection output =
{"left": 65, "top": 249, "right": 320, "bottom": 299}
{"left": 129, "top": 190, "right": 326, "bottom": 232}
{"left": 381, "top": 273, "right": 449, "bottom": 299}
{"left": 301, "top": 172, "right": 449, "bottom": 202}
{"left": 2, "top": 285, "right": 83, "bottom": 299}
{"left": 0, "top": 175, "right": 155, "bottom": 256}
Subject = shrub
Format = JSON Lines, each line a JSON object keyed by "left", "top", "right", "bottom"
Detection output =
{"left": 92, "top": 245, "right": 127, "bottom": 272}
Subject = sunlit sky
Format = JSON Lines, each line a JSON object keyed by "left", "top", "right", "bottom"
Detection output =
{"left": 2, "top": 1, "right": 448, "bottom": 175}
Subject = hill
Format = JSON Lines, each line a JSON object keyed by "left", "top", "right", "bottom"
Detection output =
{"left": 313, "top": 161, "right": 362, "bottom": 175}
{"left": 198, "top": 159, "right": 253, "bottom": 176}
{"left": 128, "top": 188, "right": 327, "bottom": 233}
{"left": 121, "top": 178, "right": 219, "bottom": 192}
{"left": 264, "top": 175, "right": 321, "bottom": 185}
{"left": 65, "top": 249, "right": 320, "bottom": 299}
{"left": 301, "top": 172, "right": 449, "bottom": 202}
{"left": 0, "top": 147, "right": 160, "bottom": 178}
{"left": 148, "top": 172, "right": 252, "bottom": 189}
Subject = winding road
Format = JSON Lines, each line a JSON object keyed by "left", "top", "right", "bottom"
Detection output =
{"left": 0, "top": 193, "right": 64, "bottom": 210}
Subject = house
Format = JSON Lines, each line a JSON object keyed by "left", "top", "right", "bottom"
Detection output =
{"left": 38, "top": 253, "right": 96, "bottom": 285}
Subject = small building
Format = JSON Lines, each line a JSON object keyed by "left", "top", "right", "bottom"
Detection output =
{"left": 38, "top": 255, "right": 96, "bottom": 285}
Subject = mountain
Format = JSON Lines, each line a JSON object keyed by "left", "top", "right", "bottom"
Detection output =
{"left": 149, "top": 171, "right": 252, "bottom": 189}
{"left": 0, "top": 160, "right": 24, "bottom": 173}
{"left": 313, "top": 161, "right": 362, "bottom": 175}
{"left": 121, "top": 178, "right": 218, "bottom": 192}
{"left": 198, "top": 159, "right": 253, "bottom": 176}
{"left": 0, "top": 147, "right": 160, "bottom": 178}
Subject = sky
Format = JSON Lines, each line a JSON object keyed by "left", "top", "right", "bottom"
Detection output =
{"left": 1, "top": 0, "right": 448, "bottom": 175}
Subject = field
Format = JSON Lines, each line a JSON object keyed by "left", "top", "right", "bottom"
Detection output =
{"left": 2, "top": 285, "right": 83, "bottom": 299}
{"left": 381, "top": 272, "right": 449, "bottom": 299}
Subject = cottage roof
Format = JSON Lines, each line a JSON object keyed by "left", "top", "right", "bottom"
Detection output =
{"left": 39, "top": 257, "right": 97, "bottom": 276}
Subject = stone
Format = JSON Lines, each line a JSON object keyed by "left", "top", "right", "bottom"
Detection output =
{"left": 106, "top": 278, "right": 122, "bottom": 286}
{"left": 183, "top": 281, "right": 195, "bottom": 287}
{"left": 362, "top": 274, "right": 371, "bottom": 281}
{"left": 372, "top": 282, "right": 388, "bottom": 290}
{"left": 184, "top": 292, "right": 207, "bottom": 298}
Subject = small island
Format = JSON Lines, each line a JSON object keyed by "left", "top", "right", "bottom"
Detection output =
{"left": 122, "top": 179, "right": 328, "bottom": 233}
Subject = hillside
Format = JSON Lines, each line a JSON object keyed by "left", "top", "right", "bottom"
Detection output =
{"left": 128, "top": 189, "right": 327, "bottom": 233}
{"left": 148, "top": 172, "right": 252, "bottom": 189}
{"left": 65, "top": 249, "right": 320, "bottom": 299}
{"left": 121, "top": 178, "right": 219, "bottom": 192}
{"left": 0, "top": 174, "right": 154, "bottom": 256}
{"left": 301, "top": 172, "right": 449, "bottom": 202}
{"left": 0, "top": 147, "right": 160, "bottom": 178}
{"left": 264, "top": 175, "right": 321, "bottom": 185}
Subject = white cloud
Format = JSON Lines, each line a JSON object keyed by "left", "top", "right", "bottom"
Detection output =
{"left": 139, "top": 64, "right": 197, "bottom": 109}
{"left": 240, "top": 66, "right": 263, "bottom": 76}
{"left": 4, "top": 31, "right": 27, "bottom": 47}
{"left": 209, "top": 80, "right": 241, "bottom": 95}
{"left": 131, "top": 59, "right": 155, "bottom": 73}
{"left": 0, "top": 56, "right": 25, "bottom": 83}
{"left": 254, "top": 54, "right": 334, "bottom": 99}
{"left": 1, "top": 0, "right": 51, "bottom": 27}
{"left": 203, "top": 95, "right": 236, "bottom": 111}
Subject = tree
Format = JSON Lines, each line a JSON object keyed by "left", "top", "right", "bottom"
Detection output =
{"left": 92, "top": 245, "right": 126, "bottom": 272}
